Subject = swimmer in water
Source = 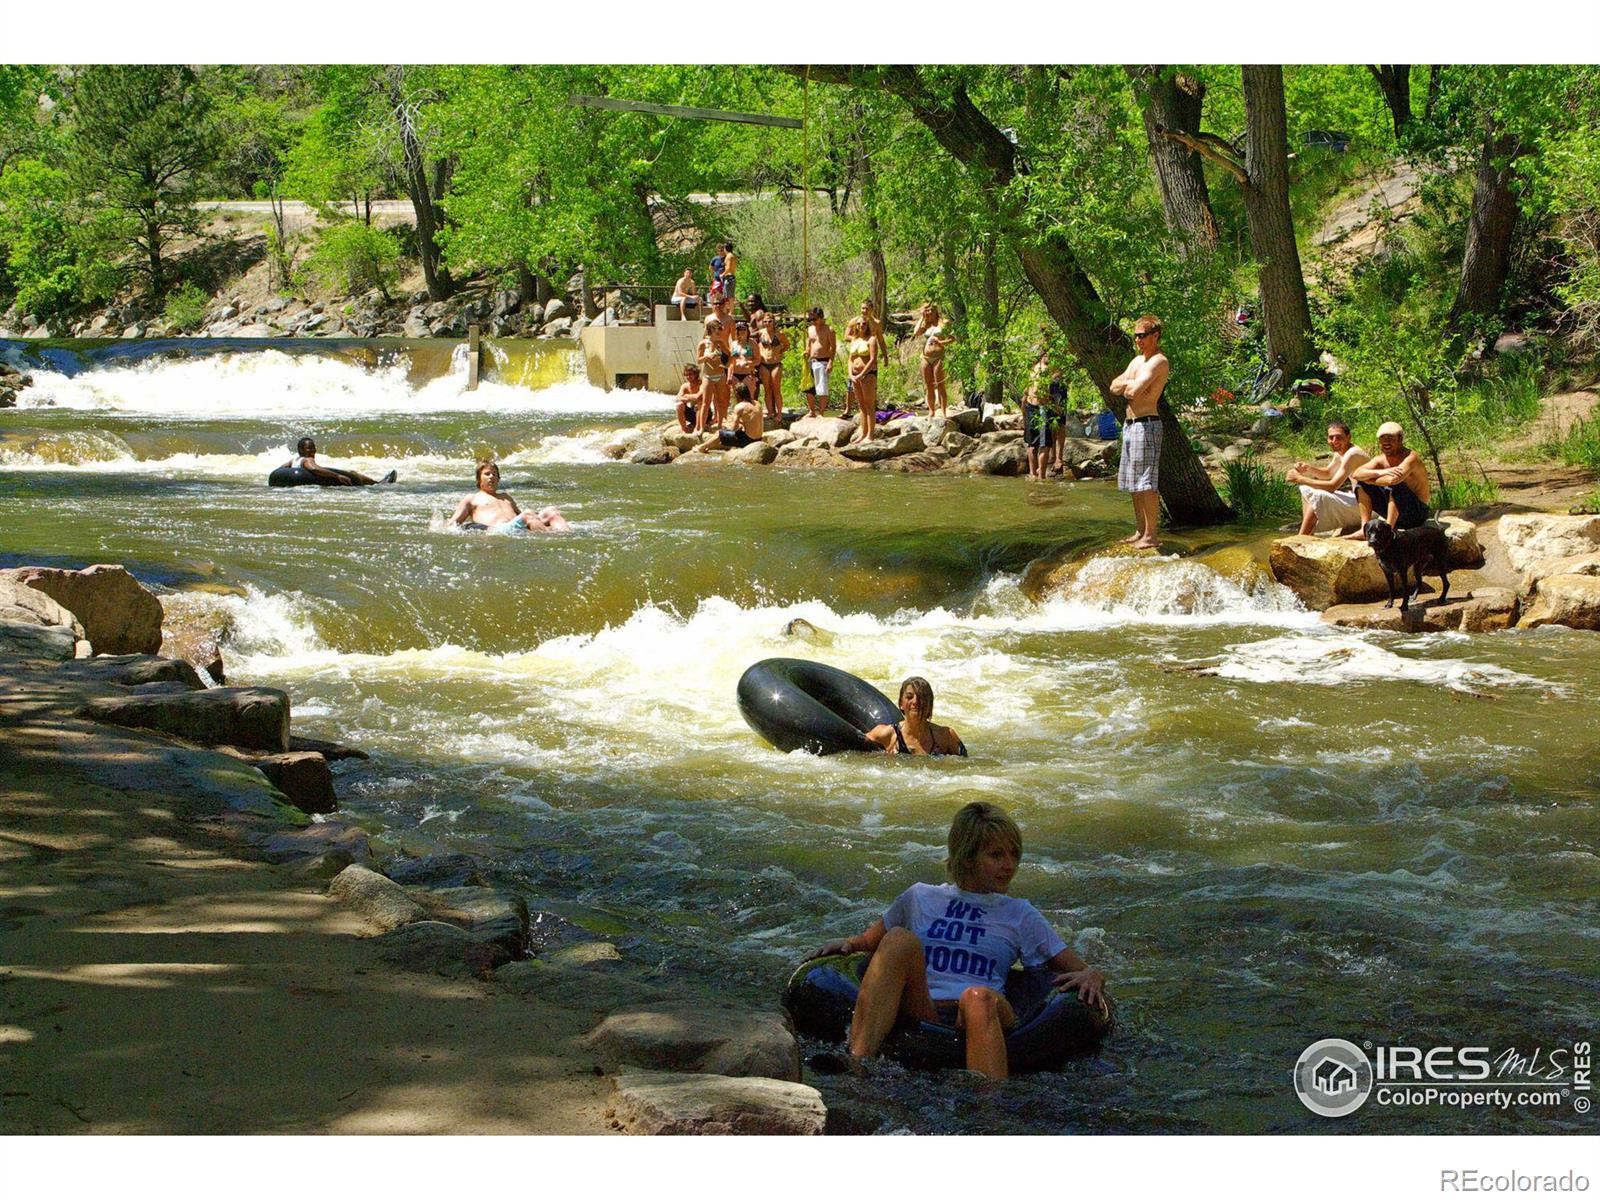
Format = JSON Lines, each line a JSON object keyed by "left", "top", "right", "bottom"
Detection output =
{"left": 284, "top": 437, "right": 394, "bottom": 486}
{"left": 449, "top": 460, "right": 570, "bottom": 533}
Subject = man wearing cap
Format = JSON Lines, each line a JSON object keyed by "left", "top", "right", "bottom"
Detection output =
{"left": 1108, "top": 315, "right": 1170, "bottom": 549}
{"left": 1348, "top": 421, "right": 1431, "bottom": 533}
{"left": 1286, "top": 421, "right": 1370, "bottom": 535}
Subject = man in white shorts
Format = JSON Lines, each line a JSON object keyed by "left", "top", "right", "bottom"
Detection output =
{"left": 1286, "top": 421, "right": 1369, "bottom": 535}
{"left": 803, "top": 306, "right": 836, "bottom": 417}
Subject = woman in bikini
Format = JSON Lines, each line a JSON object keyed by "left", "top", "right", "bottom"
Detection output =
{"left": 696, "top": 317, "right": 730, "bottom": 430}
{"left": 912, "top": 302, "right": 952, "bottom": 418}
{"left": 728, "top": 320, "right": 758, "bottom": 411}
{"left": 865, "top": 676, "right": 966, "bottom": 757}
{"left": 757, "top": 316, "right": 790, "bottom": 421}
{"left": 845, "top": 316, "right": 879, "bottom": 442}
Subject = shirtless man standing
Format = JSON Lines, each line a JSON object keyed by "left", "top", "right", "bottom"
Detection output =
{"left": 1107, "top": 315, "right": 1170, "bottom": 550}
{"left": 692, "top": 385, "right": 765, "bottom": 453}
{"left": 1286, "top": 421, "right": 1370, "bottom": 535}
{"left": 803, "top": 307, "right": 836, "bottom": 417}
{"left": 449, "top": 461, "right": 570, "bottom": 533}
{"left": 1348, "top": 421, "right": 1432, "bottom": 533}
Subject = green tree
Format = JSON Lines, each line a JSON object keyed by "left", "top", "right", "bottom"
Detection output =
{"left": 66, "top": 65, "right": 218, "bottom": 299}
{"left": 0, "top": 158, "right": 114, "bottom": 316}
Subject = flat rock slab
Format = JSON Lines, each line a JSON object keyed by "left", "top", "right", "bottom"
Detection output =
{"left": 1323, "top": 588, "right": 1517, "bottom": 633}
{"left": 60, "top": 654, "right": 205, "bottom": 692}
{"left": 0, "top": 576, "right": 87, "bottom": 641}
{"left": 1499, "top": 513, "right": 1600, "bottom": 576}
{"left": 373, "top": 919, "right": 510, "bottom": 978}
{"left": 788, "top": 416, "right": 855, "bottom": 448}
{"left": 608, "top": 1071, "right": 825, "bottom": 1135}
{"left": 84, "top": 685, "right": 289, "bottom": 751}
{"left": 327, "top": 864, "right": 425, "bottom": 932}
{"left": 582, "top": 1006, "right": 799, "bottom": 1081}
{"left": 288, "top": 734, "right": 368, "bottom": 762}
{"left": 1518, "top": 573, "right": 1600, "bottom": 630}
{"left": 0, "top": 564, "right": 163, "bottom": 655}
{"left": 0, "top": 619, "right": 78, "bottom": 661}
{"left": 840, "top": 430, "right": 924, "bottom": 462}
{"left": 413, "top": 885, "right": 529, "bottom": 958}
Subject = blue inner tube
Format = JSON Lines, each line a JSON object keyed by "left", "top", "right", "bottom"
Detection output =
{"left": 737, "top": 658, "right": 901, "bottom": 755}
{"left": 268, "top": 465, "right": 357, "bottom": 487}
{"left": 782, "top": 952, "right": 1110, "bottom": 1073}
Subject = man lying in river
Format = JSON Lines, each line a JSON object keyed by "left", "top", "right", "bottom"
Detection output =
{"left": 285, "top": 437, "right": 395, "bottom": 486}
{"left": 449, "top": 460, "right": 570, "bottom": 533}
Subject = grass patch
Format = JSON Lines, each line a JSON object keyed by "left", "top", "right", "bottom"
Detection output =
{"left": 1222, "top": 452, "right": 1301, "bottom": 522}
{"left": 1435, "top": 476, "right": 1501, "bottom": 509}
{"left": 1544, "top": 416, "right": 1600, "bottom": 472}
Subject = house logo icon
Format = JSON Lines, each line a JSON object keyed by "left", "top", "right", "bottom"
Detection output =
{"left": 1294, "top": 1038, "right": 1374, "bottom": 1117}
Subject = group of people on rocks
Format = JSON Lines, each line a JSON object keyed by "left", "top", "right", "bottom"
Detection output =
{"left": 1286, "top": 419, "right": 1432, "bottom": 537}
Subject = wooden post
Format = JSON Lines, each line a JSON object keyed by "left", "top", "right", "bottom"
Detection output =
{"left": 466, "top": 323, "right": 481, "bottom": 391}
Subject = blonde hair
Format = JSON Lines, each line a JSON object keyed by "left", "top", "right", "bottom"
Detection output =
{"left": 945, "top": 801, "right": 1022, "bottom": 889}
{"left": 475, "top": 459, "right": 499, "bottom": 486}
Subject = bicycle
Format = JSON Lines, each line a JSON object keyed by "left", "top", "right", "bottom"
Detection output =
{"left": 1240, "top": 357, "right": 1286, "bottom": 406}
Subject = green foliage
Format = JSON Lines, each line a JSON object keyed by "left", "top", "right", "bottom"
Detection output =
{"left": 66, "top": 65, "right": 220, "bottom": 298}
{"left": 1434, "top": 476, "right": 1501, "bottom": 509}
{"left": 1221, "top": 452, "right": 1301, "bottom": 522}
{"left": 297, "top": 222, "right": 401, "bottom": 299}
{"left": 1546, "top": 417, "right": 1600, "bottom": 473}
{"left": 0, "top": 159, "right": 91, "bottom": 316}
{"left": 162, "top": 282, "right": 210, "bottom": 331}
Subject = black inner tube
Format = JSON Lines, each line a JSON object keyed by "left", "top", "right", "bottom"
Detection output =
{"left": 268, "top": 465, "right": 357, "bottom": 488}
{"left": 736, "top": 658, "right": 901, "bottom": 755}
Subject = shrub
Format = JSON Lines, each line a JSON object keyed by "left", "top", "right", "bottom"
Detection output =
{"left": 297, "top": 222, "right": 401, "bottom": 300}
{"left": 162, "top": 282, "right": 210, "bottom": 332}
{"left": 1222, "top": 452, "right": 1301, "bottom": 522}
{"left": 1548, "top": 416, "right": 1600, "bottom": 472}
{"left": 1435, "top": 476, "right": 1501, "bottom": 509}
{"left": 0, "top": 159, "right": 99, "bottom": 318}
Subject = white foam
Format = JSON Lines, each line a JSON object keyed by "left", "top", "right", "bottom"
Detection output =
{"left": 1201, "top": 632, "right": 1550, "bottom": 693}
{"left": 11, "top": 348, "right": 671, "bottom": 419}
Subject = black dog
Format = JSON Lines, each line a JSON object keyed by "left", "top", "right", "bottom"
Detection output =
{"left": 1364, "top": 517, "right": 1451, "bottom": 612}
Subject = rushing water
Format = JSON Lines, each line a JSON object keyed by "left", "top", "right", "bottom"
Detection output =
{"left": 3, "top": 338, "right": 1596, "bottom": 1135}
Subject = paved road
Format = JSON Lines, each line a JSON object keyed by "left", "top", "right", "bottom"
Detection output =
{"left": 200, "top": 191, "right": 814, "bottom": 226}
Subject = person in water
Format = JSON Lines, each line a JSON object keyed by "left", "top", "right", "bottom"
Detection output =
{"left": 449, "top": 460, "right": 570, "bottom": 533}
{"left": 805, "top": 800, "right": 1108, "bottom": 1080}
{"left": 866, "top": 675, "right": 966, "bottom": 757}
{"left": 284, "top": 437, "right": 394, "bottom": 486}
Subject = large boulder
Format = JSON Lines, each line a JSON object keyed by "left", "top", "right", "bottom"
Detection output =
{"left": 373, "top": 920, "right": 509, "bottom": 978}
{"left": 83, "top": 685, "right": 289, "bottom": 751}
{"left": 1268, "top": 537, "right": 1387, "bottom": 609}
{"left": 607, "top": 1071, "right": 825, "bottom": 1136}
{"left": 602, "top": 429, "right": 655, "bottom": 460}
{"left": 878, "top": 448, "right": 952, "bottom": 474}
{"left": 954, "top": 441, "right": 1027, "bottom": 476}
{"left": 327, "top": 864, "right": 425, "bottom": 932}
{"left": 0, "top": 574, "right": 88, "bottom": 644}
{"left": 840, "top": 429, "right": 924, "bottom": 462}
{"left": 413, "top": 886, "right": 529, "bottom": 959}
{"left": 1517, "top": 572, "right": 1600, "bottom": 630}
{"left": 581, "top": 1006, "right": 800, "bottom": 1081}
{"left": 542, "top": 297, "right": 572, "bottom": 324}
{"left": 1498, "top": 513, "right": 1600, "bottom": 576}
{"left": 775, "top": 444, "right": 845, "bottom": 470}
{"left": 0, "top": 564, "right": 162, "bottom": 655}
{"left": 789, "top": 416, "right": 856, "bottom": 449}
{"left": 630, "top": 446, "right": 679, "bottom": 465}
{"left": 252, "top": 751, "right": 337, "bottom": 815}
{"left": 662, "top": 431, "right": 701, "bottom": 453}
{"left": 0, "top": 619, "right": 78, "bottom": 660}
{"left": 727, "top": 440, "right": 778, "bottom": 466}
{"left": 1436, "top": 514, "right": 1486, "bottom": 568}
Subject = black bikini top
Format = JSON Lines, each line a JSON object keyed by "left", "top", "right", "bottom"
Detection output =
{"left": 893, "top": 722, "right": 967, "bottom": 758}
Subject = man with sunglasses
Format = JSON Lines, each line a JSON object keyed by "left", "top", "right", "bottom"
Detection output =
{"left": 1108, "top": 316, "right": 1169, "bottom": 549}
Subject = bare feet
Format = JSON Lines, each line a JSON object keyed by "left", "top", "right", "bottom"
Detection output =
{"left": 1132, "top": 536, "right": 1159, "bottom": 550}
{"left": 1120, "top": 532, "right": 1142, "bottom": 544}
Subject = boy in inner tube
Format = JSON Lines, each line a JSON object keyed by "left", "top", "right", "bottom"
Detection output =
{"left": 805, "top": 801, "right": 1108, "bottom": 1079}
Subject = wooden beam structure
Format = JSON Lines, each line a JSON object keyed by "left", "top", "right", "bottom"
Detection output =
{"left": 567, "top": 95, "right": 802, "bottom": 129}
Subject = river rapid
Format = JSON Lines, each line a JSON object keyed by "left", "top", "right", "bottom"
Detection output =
{"left": 3, "top": 338, "right": 1595, "bottom": 1135}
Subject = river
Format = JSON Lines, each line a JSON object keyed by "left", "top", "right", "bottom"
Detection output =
{"left": 2, "top": 336, "right": 1595, "bottom": 1135}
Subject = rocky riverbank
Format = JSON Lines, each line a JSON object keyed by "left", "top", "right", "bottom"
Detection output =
{"left": 0, "top": 564, "right": 823, "bottom": 1134}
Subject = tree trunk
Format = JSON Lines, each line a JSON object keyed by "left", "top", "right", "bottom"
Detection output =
{"left": 1241, "top": 65, "right": 1315, "bottom": 374}
{"left": 852, "top": 112, "right": 889, "bottom": 326}
{"left": 1449, "top": 118, "right": 1521, "bottom": 329}
{"left": 1367, "top": 66, "right": 1413, "bottom": 140}
{"left": 535, "top": 264, "right": 554, "bottom": 306}
{"left": 801, "top": 65, "right": 1231, "bottom": 523}
{"left": 1425, "top": 67, "right": 1442, "bottom": 123}
{"left": 577, "top": 264, "right": 600, "bottom": 319}
{"left": 393, "top": 98, "right": 453, "bottom": 301}
{"left": 940, "top": 233, "right": 967, "bottom": 329}
{"left": 146, "top": 218, "right": 164, "bottom": 299}
{"left": 980, "top": 198, "right": 1003, "bottom": 407}
{"left": 1126, "top": 66, "right": 1219, "bottom": 254}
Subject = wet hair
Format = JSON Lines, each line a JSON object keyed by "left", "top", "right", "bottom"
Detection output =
{"left": 475, "top": 459, "right": 499, "bottom": 486}
{"left": 945, "top": 801, "right": 1023, "bottom": 889}
{"left": 1327, "top": 420, "right": 1351, "bottom": 437}
{"left": 898, "top": 675, "right": 934, "bottom": 715}
{"left": 297, "top": 437, "right": 316, "bottom": 455}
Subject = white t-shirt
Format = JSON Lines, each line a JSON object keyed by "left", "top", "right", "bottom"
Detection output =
{"left": 883, "top": 881, "right": 1067, "bottom": 1002}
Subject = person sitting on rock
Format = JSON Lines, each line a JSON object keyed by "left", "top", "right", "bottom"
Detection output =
{"left": 675, "top": 364, "right": 704, "bottom": 434}
{"left": 802, "top": 799, "right": 1107, "bottom": 1080}
{"left": 671, "top": 270, "right": 700, "bottom": 321}
{"left": 449, "top": 460, "right": 569, "bottom": 533}
{"left": 691, "top": 385, "right": 765, "bottom": 453}
{"left": 284, "top": 437, "right": 393, "bottom": 486}
{"left": 1347, "top": 421, "right": 1431, "bottom": 534}
{"left": 1286, "top": 420, "right": 1369, "bottom": 535}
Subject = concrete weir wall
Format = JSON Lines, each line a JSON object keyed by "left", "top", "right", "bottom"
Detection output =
{"left": 580, "top": 306, "right": 703, "bottom": 392}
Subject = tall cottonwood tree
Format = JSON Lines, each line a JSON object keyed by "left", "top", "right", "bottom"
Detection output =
{"left": 1126, "top": 66, "right": 1218, "bottom": 255}
{"left": 1155, "top": 65, "right": 1316, "bottom": 373}
{"left": 799, "top": 64, "right": 1232, "bottom": 525}
{"left": 1367, "top": 66, "right": 1413, "bottom": 140}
